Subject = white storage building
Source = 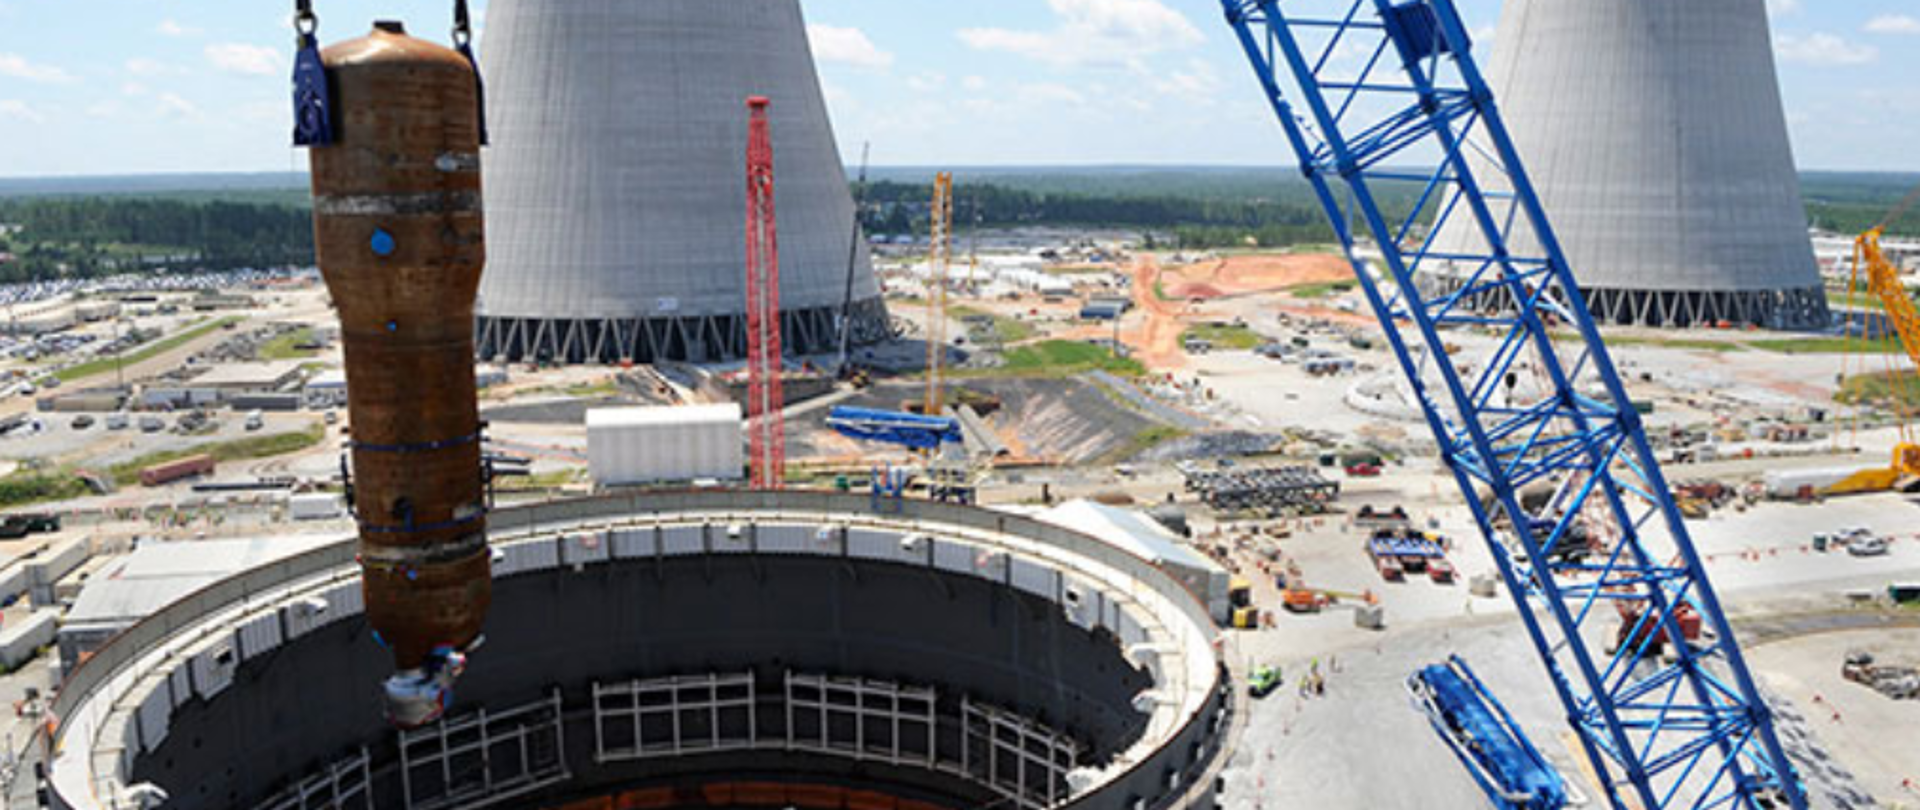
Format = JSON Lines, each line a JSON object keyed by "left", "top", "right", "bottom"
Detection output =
{"left": 1033, "top": 499, "right": 1233, "bottom": 625}
{"left": 58, "top": 535, "right": 339, "bottom": 668}
{"left": 587, "top": 404, "right": 744, "bottom": 487}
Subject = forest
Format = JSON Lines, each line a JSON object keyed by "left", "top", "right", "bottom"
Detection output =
{"left": 0, "top": 168, "right": 1914, "bottom": 284}
{"left": 0, "top": 197, "right": 312, "bottom": 282}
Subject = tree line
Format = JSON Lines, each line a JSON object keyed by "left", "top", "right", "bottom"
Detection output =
{"left": 0, "top": 197, "right": 313, "bottom": 282}
{"left": 854, "top": 179, "right": 1402, "bottom": 249}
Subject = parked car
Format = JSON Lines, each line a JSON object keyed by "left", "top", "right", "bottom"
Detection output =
{"left": 69, "top": 415, "right": 94, "bottom": 430}
{"left": 1848, "top": 536, "right": 1891, "bottom": 557}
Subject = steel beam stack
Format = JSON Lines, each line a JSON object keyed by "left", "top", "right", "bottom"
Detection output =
{"left": 1184, "top": 466, "right": 1340, "bottom": 515}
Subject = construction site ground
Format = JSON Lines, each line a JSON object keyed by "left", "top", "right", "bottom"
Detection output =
{"left": 1209, "top": 485, "right": 1920, "bottom": 809}
{"left": 1747, "top": 628, "right": 1920, "bottom": 808}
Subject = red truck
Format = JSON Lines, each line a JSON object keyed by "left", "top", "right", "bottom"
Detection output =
{"left": 1345, "top": 462, "right": 1382, "bottom": 477}
{"left": 140, "top": 454, "right": 216, "bottom": 487}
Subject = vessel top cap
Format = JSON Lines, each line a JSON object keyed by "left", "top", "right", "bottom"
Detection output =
{"left": 747, "top": 96, "right": 770, "bottom": 109}
{"left": 374, "top": 20, "right": 406, "bottom": 34}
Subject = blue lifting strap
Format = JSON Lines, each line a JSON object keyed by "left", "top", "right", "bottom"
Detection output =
{"left": 291, "top": 0, "right": 334, "bottom": 146}
{"left": 453, "top": 0, "right": 489, "bottom": 145}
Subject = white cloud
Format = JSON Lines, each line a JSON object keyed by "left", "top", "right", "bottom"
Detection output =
{"left": 1150, "top": 58, "right": 1220, "bottom": 101}
{"left": 205, "top": 43, "right": 281, "bottom": 76}
{"left": 1865, "top": 14, "right": 1920, "bottom": 35}
{"left": 157, "top": 19, "right": 200, "bottom": 37}
{"left": 808, "top": 24, "right": 893, "bottom": 70}
{"left": 126, "top": 58, "right": 187, "bottom": 77}
{"left": 0, "top": 53, "right": 75, "bottom": 84}
{"left": 962, "top": 75, "right": 988, "bottom": 92}
{"left": 0, "top": 99, "right": 44, "bottom": 124}
{"left": 1019, "top": 82, "right": 1088, "bottom": 106}
{"left": 906, "top": 73, "right": 947, "bottom": 93}
{"left": 1774, "top": 33, "right": 1877, "bottom": 66}
{"left": 157, "top": 92, "right": 199, "bottom": 119}
{"left": 959, "top": 0, "right": 1203, "bottom": 66}
{"left": 85, "top": 100, "right": 121, "bottom": 119}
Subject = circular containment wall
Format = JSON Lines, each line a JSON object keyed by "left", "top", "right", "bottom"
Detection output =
{"left": 49, "top": 492, "right": 1232, "bottom": 810}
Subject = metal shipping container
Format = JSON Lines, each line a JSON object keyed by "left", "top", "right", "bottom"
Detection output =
{"left": 287, "top": 492, "right": 344, "bottom": 521}
{"left": 587, "top": 404, "right": 744, "bottom": 486}
{"left": 0, "top": 610, "right": 57, "bottom": 669}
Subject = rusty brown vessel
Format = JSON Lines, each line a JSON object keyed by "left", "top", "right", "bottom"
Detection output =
{"left": 305, "top": 20, "right": 490, "bottom": 727}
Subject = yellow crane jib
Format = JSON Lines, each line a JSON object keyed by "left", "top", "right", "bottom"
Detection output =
{"left": 925, "top": 173, "right": 955, "bottom": 417}
{"left": 1854, "top": 227, "right": 1920, "bottom": 477}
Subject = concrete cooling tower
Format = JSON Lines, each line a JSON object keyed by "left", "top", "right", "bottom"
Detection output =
{"left": 476, "top": 0, "right": 888, "bottom": 364}
{"left": 1430, "top": 0, "right": 1828, "bottom": 330}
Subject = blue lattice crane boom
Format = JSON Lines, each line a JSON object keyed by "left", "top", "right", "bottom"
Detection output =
{"left": 1216, "top": 2, "right": 1804, "bottom": 808}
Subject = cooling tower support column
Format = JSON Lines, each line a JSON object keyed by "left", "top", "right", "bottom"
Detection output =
{"left": 305, "top": 21, "right": 492, "bottom": 728}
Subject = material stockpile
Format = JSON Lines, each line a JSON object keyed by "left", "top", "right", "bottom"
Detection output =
{"left": 1134, "top": 431, "right": 1287, "bottom": 463}
{"left": 1185, "top": 465, "right": 1339, "bottom": 516}
{"left": 1843, "top": 651, "right": 1920, "bottom": 700}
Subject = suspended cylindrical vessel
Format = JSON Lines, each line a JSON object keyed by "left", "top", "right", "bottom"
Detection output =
{"left": 305, "top": 21, "right": 491, "bottom": 727}
{"left": 1429, "top": 0, "right": 1828, "bottom": 330}
{"left": 474, "top": 0, "right": 887, "bottom": 365}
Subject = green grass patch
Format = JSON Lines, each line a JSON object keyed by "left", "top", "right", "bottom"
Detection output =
{"left": 1098, "top": 425, "right": 1188, "bottom": 466}
{"left": 56, "top": 316, "right": 240, "bottom": 383}
{"left": 1607, "top": 334, "right": 1746, "bottom": 353}
{"left": 1288, "top": 280, "right": 1355, "bottom": 299}
{"left": 0, "top": 467, "right": 91, "bottom": 510}
{"left": 109, "top": 424, "right": 326, "bottom": 486}
{"left": 1182, "top": 323, "right": 1262, "bottom": 351}
{"left": 1837, "top": 371, "right": 1920, "bottom": 410}
{"left": 257, "top": 327, "right": 318, "bottom": 360}
{"left": 1549, "top": 331, "right": 1746, "bottom": 353}
{"left": 566, "top": 382, "right": 617, "bottom": 398}
{"left": 497, "top": 469, "right": 583, "bottom": 491}
{"left": 1748, "top": 337, "right": 1899, "bottom": 354}
{"left": 520, "top": 380, "right": 620, "bottom": 399}
{"left": 1829, "top": 288, "right": 1890, "bottom": 312}
{"left": 952, "top": 306, "right": 1036, "bottom": 345}
{"left": 994, "top": 340, "right": 1147, "bottom": 378}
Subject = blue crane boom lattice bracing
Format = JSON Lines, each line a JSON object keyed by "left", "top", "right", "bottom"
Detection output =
{"left": 1216, "top": 1, "right": 1805, "bottom": 808}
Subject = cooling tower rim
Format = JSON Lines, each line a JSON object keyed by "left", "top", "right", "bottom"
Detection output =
{"left": 48, "top": 491, "right": 1228, "bottom": 810}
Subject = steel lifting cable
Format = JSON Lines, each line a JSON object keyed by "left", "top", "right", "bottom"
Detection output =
{"left": 289, "top": 0, "right": 488, "bottom": 147}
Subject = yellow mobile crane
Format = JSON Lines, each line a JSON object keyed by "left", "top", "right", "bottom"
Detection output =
{"left": 1847, "top": 183, "right": 1920, "bottom": 483}
{"left": 924, "top": 172, "right": 955, "bottom": 416}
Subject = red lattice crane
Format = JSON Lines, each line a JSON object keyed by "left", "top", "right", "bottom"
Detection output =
{"left": 744, "top": 96, "right": 785, "bottom": 490}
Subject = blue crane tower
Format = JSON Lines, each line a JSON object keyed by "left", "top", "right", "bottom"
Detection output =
{"left": 1217, "top": 1, "right": 1806, "bottom": 808}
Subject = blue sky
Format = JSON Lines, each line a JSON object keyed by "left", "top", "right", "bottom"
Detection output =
{"left": 0, "top": 0, "right": 1914, "bottom": 176}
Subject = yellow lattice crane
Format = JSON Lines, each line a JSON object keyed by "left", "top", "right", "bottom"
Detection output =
{"left": 1849, "top": 182, "right": 1920, "bottom": 478}
{"left": 925, "top": 172, "right": 954, "bottom": 416}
